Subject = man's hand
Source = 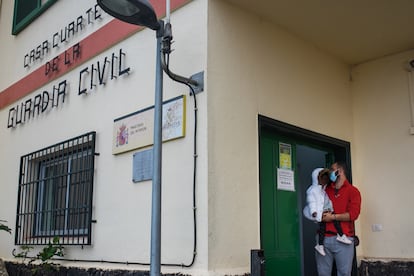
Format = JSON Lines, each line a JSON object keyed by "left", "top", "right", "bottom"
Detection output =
{"left": 322, "top": 212, "right": 335, "bottom": 222}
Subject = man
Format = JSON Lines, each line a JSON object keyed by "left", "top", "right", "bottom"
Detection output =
{"left": 315, "top": 161, "right": 361, "bottom": 276}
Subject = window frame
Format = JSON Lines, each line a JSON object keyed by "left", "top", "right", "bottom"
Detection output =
{"left": 35, "top": 149, "right": 92, "bottom": 237}
{"left": 15, "top": 132, "right": 96, "bottom": 246}
{"left": 12, "top": 0, "right": 58, "bottom": 35}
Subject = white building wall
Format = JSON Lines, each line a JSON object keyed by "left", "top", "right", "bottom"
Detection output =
{"left": 207, "top": 0, "right": 414, "bottom": 273}
{"left": 351, "top": 50, "right": 414, "bottom": 260}
{"left": 0, "top": 0, "right": 17, "bottom": 91}
{"left": 207, "top": 0, "right": 354, "bottom": 273}
{"left": 0, "top": 0, "right": 209, "bottom": 274}
{"left": 2, "top": 0, "right": 413, "bottom": 275}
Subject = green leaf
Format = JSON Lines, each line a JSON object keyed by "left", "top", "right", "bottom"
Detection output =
{"left": 0, "top": 222, "right": 12, "bottom": 234}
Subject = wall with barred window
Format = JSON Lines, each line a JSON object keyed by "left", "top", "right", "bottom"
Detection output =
{"left": 0, "top": 0, "right": 208, "bottom": 275}
{"left": 3, "top": 0, "right": 414, "bottom": 275}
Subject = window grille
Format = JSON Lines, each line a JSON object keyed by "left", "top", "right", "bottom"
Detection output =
{"left": 15, "top": 132, "right": 96, "bottom": 245}
{"left": 12, "top": 0, "right": 57, "bottom": 35}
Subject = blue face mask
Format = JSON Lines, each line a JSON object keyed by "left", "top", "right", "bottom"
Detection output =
{"left": 330, "top": 170, "right": 338, "bottom": 182}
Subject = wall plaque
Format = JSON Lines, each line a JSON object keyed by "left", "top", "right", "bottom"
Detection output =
{"left": 112, "top": 95, "right": 186, "bottom": 154}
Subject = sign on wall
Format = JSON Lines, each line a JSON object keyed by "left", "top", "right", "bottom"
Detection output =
{"left": 133, "top": 149, "right": 153, "bottom": 183}
{"left": 279, "top": 142, "right": 292, "bottom": 169}
{"left": 277, "top": 168, "right": 295, "bottom": 192}
{"left": 112, "top": 95, "right": 186, "bottom": 154}
{"left": 277, "top": 142, "right": 295, "bottom": 191}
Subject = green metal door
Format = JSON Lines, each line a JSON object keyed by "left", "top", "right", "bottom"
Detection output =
{"left": 259, "top": 116, "right": 353, "bottom": 275}
{"left": 260, "top": 130, "right": 301, "bottom": 275}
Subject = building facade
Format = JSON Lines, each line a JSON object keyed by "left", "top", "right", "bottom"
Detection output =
{"left": 1, "top": 0, "right": 413, "bottom": 275}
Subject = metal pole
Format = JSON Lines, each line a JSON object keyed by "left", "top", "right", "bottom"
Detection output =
{"left": 150, "top": 21, "right": 164, "bottom": 276}
{"left": 166, "top": 0, "right": 170, "bottom": 23}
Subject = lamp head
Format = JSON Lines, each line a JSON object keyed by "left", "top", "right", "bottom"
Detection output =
{"left": 97, "top": 0, "right": 160, "bottom": 30}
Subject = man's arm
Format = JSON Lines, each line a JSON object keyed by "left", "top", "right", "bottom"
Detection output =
{"left": 322, "top": 212, "right": 350, "bottom": 222}
{"left": 322, "top": 186, "right": 361, "bottom": 222}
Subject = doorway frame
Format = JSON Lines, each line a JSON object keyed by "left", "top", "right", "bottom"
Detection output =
{"left": 258, "top": 114, "right": 355, "bottom": 275}
{"left": 258, "top": 115, "right": 351, "bottom": 179}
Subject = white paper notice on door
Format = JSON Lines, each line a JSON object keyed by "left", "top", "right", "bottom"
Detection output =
{"left": 277, "top": 168, "right": 295, "bottom": 192}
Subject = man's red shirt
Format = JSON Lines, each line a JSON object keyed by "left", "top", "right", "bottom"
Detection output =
{"left": 325, "top": 179, "right": 361, "bottom": 237}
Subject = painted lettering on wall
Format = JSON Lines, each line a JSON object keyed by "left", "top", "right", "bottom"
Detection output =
{"left": 78, "top": 49, "right": 130, "bottom": 95}
{"left": 7, "top": 80, "right": 67, "bottom": 128}
{"left": 45, "top": 42, "right": 81, "bottom": 76}
{"left": 23, "top": 4, "right": 103, "bottom": 69}
{"left": 7, "top": 49, "right": 130, "bottom": 129}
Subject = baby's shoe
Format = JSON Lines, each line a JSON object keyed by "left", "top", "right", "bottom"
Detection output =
{"left": 336, "top": 234, "right": 352, "bottom": 244}
{"left": 315, "top": 244, "right": 326, "bottom": 256}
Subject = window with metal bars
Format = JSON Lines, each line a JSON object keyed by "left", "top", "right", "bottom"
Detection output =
{"left": 15, "top": 132, "right": 96, "bottom": 246}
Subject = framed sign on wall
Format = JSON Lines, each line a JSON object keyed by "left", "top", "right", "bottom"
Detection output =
{"left": 112, "top": 95, "right": 186, "bottom": 154}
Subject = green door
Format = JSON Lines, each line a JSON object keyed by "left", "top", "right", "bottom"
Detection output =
{"left": 260, "top": 130, "right": 301, "bottom": 275}
{"left": 259, "top": 116, "right": 352, "bottom": 275}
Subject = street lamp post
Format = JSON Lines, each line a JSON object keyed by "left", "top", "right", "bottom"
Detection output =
{"left": 96, "top": 1, "right": 203, "bottom": 275}
{"left": 150, "top": 22, "right": 164, "bottom": 276}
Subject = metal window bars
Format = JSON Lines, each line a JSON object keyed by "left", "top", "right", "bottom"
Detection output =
{"left": 15, "top": 132, "right": 96, "bottom": 245}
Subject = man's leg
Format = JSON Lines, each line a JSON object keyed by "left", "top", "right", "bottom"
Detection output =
{"left": 334, "top": 237, "right": 355, "bottom": 276}
{"left": 315, "top": 236, "right": 335, "bottom": 276}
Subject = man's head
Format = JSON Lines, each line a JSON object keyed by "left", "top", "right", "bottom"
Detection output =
{"left": 330, "top": 161, "right": 347, "bottom": 183}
